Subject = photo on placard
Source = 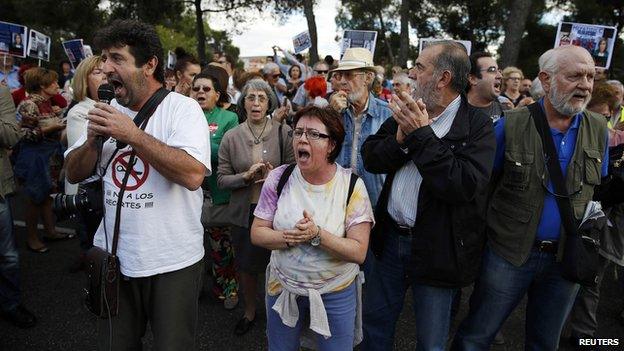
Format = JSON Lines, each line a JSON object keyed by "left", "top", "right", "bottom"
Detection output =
{"left": 27, "top": 29, "right": 51, "bottom": 61}
{"left": 341, "top": 30, "right": 378, "bottom": 58}
{"left": 0, "top": 21, "right": 28, "bottom": 58}
{"left": 554, "top": 22, "right": 616, "bottom": 69}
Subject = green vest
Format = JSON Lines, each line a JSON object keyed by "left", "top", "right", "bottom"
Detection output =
{"left": 487, "top": 106, "right": 606, "bottom": 266}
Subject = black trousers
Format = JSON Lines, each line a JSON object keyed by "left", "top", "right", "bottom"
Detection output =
{"left": 97, "top": 259, "right": 203, "bottom": 351}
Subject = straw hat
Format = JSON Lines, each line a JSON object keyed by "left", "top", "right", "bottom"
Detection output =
{"left": 331, "top": 47, "right": 375, "bottom": 72}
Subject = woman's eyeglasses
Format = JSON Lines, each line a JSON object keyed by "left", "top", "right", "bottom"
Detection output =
{"left": 192, "top": 86, "right": 212, "bottom": 93}
{"left": 289, "top": 128, "right": 330, "bottom": 140}
{"left": 245, "top": 95, "right": 268, "bottom": 103}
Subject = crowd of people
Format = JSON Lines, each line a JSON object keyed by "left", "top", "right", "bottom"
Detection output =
{"left": 1, "top": 18, "right": 624, "bottom": 351}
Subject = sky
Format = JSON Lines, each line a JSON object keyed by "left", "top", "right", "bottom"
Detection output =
{"left": 209, "top": 0, "right": 344, "bottom": 58}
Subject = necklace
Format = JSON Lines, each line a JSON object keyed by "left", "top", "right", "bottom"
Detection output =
{"left": 247, "top": 118, "right": 268, "bottom": 144}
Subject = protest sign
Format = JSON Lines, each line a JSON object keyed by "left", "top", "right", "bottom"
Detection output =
{"left": 419, "top": 38, "right": 472, "bottom": 55}
{"left": 27, "top": 29, "right": 51, "bottom": 61}
{"left": 83, "top": 45, "right": 93, "bottom": 57}
{"left": 554, "top": 22, "right": 617, "bottom": 69}
{"left": 341, "top": 30, "right": 378, "bottom": 58}
{"left": 62, "top": 39, "right": 86, "bottom": 69}
{"left": 0, "top": 21, "right": 27, "bottom": 58}
{"left": 167, "top": 50, "right": 176, "bottom": 70}
{"left": 292, "top": 31, "right": 311, "bottom": 54}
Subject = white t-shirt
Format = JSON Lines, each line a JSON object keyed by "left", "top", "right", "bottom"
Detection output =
{"left": 65, "top": 92, "right": 211, "bottom": 277}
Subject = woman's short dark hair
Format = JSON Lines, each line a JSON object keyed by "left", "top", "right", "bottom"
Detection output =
{"left": 288, "top": 65, "right": 301, "bottom": 79}
{"left": 192, "top": 71, "right": 228, "bottom": 107}
{"left": 94, "top": 19, "right": 165, "bottom": 83}
{"left": 292, "top": 106, "right": 345, "bottom": 163}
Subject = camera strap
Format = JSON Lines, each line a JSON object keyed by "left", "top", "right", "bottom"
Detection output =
{"left": 101, "top": 87, "right": 170, "bottom": 257}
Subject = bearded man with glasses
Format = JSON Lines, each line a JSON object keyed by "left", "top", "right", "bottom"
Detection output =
{"left": 328, "top": 48, "right": 392, "bottom": 208}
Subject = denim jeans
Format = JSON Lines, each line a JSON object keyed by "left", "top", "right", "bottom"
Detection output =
{"left": 266, "top": 282, "right": 357, "bottom": 351}
{"left": 0, "top": 196, "right": 20, "bottom": 312}
{"left": 453, "top": 244, "right": 580, "bottom": 351}
{"left": 362, "top": 227, "right": 457, "bottom": 351}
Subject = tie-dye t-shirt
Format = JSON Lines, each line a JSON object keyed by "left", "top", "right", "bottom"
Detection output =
{"left": 254, "top": 163, "right": 375, "bottom": 295}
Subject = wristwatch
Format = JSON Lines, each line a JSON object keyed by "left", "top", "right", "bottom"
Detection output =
{"left": 310, "top": 226, "right": 321, "bottom": 247}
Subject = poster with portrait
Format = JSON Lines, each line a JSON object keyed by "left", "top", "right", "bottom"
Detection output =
{"left": 340, "top": 30, "right": 378, "bottom": 59}
{"left": 554, "top": 22, "right": 616, "bottom": 69}
{"left": 62, "top": 39, "right": 86, "bottom": 69}
{"left": 419, "top": 38, "right": 472, "bottom": 55}
{"left": 292, "top": 31, "right": 311, "bottom": 54}
{"left": 0, "top": 21, "right": 28, "bottom": 58}
{"left": 27, "top": 29, "right": 51, "bottom": 61}
{"left": 83, "top": 45, "right": 93, "bottom": 57}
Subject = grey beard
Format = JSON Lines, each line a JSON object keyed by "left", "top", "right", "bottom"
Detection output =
{"left": 412, "top": 78, "right": 439, "bottom": 110}
{"left": 549, "top": 84, "right": 588, "bottom": 116}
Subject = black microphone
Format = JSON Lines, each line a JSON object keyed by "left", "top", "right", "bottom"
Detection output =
{"left": 97, "top": 83, "right": 115, "bottom": 104}
{"left": 95, "top": 84, "right": 115, "bottom": 149}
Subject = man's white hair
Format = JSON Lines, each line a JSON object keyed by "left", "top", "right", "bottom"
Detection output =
{"left": 538, "top": 46, "right": 592, "bottom": 74}
{"left": 606, "top": 80, "right": 624, "bottom": 90}
{"left": 262, "top": 62, "right": 279, "bottom": 75}
{"left": 393, "top": 73, "right": 412, "bottom": 86}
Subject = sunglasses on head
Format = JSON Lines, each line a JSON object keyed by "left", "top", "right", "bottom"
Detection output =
{"left": 192, "top": 86, "right": 212, "bottom": 93}
{"left": 272, "top": 73, "right": 281, "bottom": 78}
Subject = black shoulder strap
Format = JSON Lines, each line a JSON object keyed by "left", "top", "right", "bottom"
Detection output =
{"left": 107, "top": 88, "right": 170, "bottom": 256}
{"left": 347, "top": 173, "right": 358, "bottom": 205}
{"left": 277, "top": 163, "right": 296, "bottom": 198}
{"left": 116, "top": 87, "right": 170, "bottom": 149}
{"left": 528, "top": 102, "right": 579, "bottom": 238}
{"left": 278, "top": 123, "right": 283, "bottom": 165}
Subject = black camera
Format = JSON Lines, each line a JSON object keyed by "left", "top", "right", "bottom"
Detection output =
{"left": 52, "top": 182, "right": 103, "bottom": 221}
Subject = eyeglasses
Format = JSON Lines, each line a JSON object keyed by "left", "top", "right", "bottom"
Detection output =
{"left": 192, "top": 86, "right": 212, "bottom": 93}
{"left": 245, "top": 94, "right": 268, "bottom": 103}
{"left": 272, "top": 74, "right": 281, "bottom": 78}
{"left": 480, "top": 66, "right": 501, "bottom": 74}
{"left": 289, "top": 128, "right": 330, "bottom": 140}
{"left": 332, "top": 71, "right": 366, "bottom": 80}
{"left": 506, "top": 77, "right": 521, "bottom": 81}
{"left": 315, "top": 70, "right": 329, "bottom": 74}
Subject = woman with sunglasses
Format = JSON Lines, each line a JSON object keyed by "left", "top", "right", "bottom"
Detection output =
{"left": 218, "top": 78, "right": 294, "bottom": 335}
{"left": 251, "top": 106, "right": 373, "bottom": 350}
{"left": 190, "top": 70, "right": 240, "bottom": 310}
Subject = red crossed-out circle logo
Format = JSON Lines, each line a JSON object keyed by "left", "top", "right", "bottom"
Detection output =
{"left": 112, "top": 151, "right": 150, "bottom": 191}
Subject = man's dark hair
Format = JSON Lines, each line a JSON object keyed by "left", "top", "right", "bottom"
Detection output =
{"left": 425, "top": 41, "right": 470, "bottom": 94}
{"left": 295, "top": 53, "right": 304, "bottom": 62}
{"left": 324, "top": 55, "right": 335, "bottom": 66}
{"left": 94, "top": 19, "right": 165, "bottom": 83}
{"left": 469, "top": 52, "right": 493, "bottom": 79}
{"left": 466, "top": 51, "right": 493, "bottom": 92}
{"left": 223, "top": 53, "right": 235, "bottom": 66}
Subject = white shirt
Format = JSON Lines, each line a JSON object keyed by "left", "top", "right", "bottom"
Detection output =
{"left": 65, "top": 92, "right": 211, "bottom": 277}
{"left": 65, "top": 97, "right": 97, "bottom": 195}
{"left": 388, "top": 95, "right": 461, "bottom": 226}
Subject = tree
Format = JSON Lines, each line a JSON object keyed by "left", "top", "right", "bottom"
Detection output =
{"left": 181, "top": 0, "right": 266, "bottom": 63}
{"left": 499, "top": 0, "right": 534, "bottom": 68}
{"left": 108, "top": 0, "right": 184, "bottom": 26}
{"left": 272, "top": 0, "right": 320, "bottom": 64}
{"left": 398, "top": 0, "right": 410, "bottom": 67}
{"left": 336, "top": 0, "right": 398, "bottom": 64}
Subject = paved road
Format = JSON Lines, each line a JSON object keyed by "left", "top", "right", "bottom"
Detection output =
{"left": 1, "top": 225, "right": 623, "bottom": 350}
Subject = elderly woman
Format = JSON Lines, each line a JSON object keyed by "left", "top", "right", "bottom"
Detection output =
{"left": 500, "top": 66, "right": 533, "bottom": 107}
{"left": 251, "top": 106, "right": 374, "bottom": 350}
{"left": 14, "top": 68, "right": 69, "bottom": 253}
{"left": 218, "top": 78, "right": 294, "bottom": 335}
{"left": 191, "top": 70, "right": 240, "bottom": 310}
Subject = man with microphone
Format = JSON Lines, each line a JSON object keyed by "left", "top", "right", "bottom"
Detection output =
{"left": 64, "top": 20, "right": 210, "bottom": 349}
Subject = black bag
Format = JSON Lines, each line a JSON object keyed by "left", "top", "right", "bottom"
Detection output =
{"left": 84, "top": 88, "right": 169, "bottom": 318}
{"left": 528, "top": 103, "right": 601, "bottom": 287}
